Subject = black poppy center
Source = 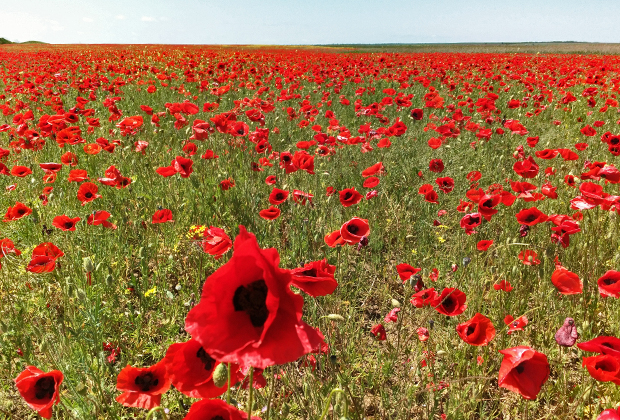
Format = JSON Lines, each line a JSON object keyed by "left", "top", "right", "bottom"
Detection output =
{"left": 64, "top": 222, "right": 74, "bottom": 229}
{"left": 524, "top": 214, "right": 537, "bottom": 222}
{"left": 482, "top": 199, "right": 493, "bottom": 208}
{"left": 85, "top": 192, "right": 93, "bottom": 198}
{"left": 233, "top": 279, "right": 269, "bottom": 327}
{"left": 441, "top": 296, "right": 456, "bottom": 313}
{"left": 34, "top": 377, "right": 55, "bottom": 400}
{"left": 275, "top": 193, "right": 284, "bottom": 200}
{"left": 211, "top": 416, "right": 226, "bottom": 420}
{"left": 603, "top": 278, "right": 617, "bottom": 285}
{"left": 17, "top": 209, "right": 26, "bottom": 215}
{"left": 196, "top": 347, "right": 216, "bottom": 371}
{"left": 300, "top": 268, "right": 317, "bottom": 277}
{"left": 347, "top": 224, "right": 359, "bottom": 234}
{"left": 515, "top": 363, "right": 525, "bottom": 374}
{"left": 344, "top": 192, "right": 352, "bottom": 200}
{"left": 134, "top": 372, "right": 159, "bottom": 392}
{"left": 466, "top": 324, "right": 477, "bottom": 336}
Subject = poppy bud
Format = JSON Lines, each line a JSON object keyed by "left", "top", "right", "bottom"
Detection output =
{"left": 391, "top": 299, "right": 401, "bottom": 308}
{"left": 212, "top": 363, "right": 229, "bottom": 388}
{"left": 82, "top": 257, "right": 95, "bottom": 273}
{"left": 105, "top": 274, "right": 114, "bottom": 287}
{"left": 463, "top": 257, "right": 471, "bottom": 267}
{"left": 327, "top": 314, "right": 345, "bottom": 322}
{"left": 555, "top": 317, "right": 579, "bottom": 347}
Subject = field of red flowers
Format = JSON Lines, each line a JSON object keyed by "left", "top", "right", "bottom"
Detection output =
{"left": 1, "top": 44, "right": 620, "bottom": 419}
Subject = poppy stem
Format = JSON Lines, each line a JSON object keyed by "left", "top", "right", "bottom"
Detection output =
{"left": 226, "top": 362, "right": 232, "bottom": 404}
{"left": 264, "top": 372, "right": 276, "bottom": 420}
{"left": 317, "top": 388, "right": 345, "bottom": 420}
{"left": 247, "top": 366, "right": 254, "bottom": 419}
{"left": 145, "top": 406, "right": 168, "bottom": 420}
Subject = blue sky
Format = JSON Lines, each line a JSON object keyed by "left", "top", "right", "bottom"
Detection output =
{"left": 2, "top": 0, "right": 619, "bottom": 45}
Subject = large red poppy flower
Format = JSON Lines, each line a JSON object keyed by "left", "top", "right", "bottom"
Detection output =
{"left": 363, "top": 176, "right": 380, "bottom": 188}
{"left": 431, "top": 287, "right": 467, "bottom": 316}
{"left": 582, "top": 355, "right": 620, "bottom": 385}
{"left": 578, "top": 336, "right": 620, "bottom": 358}
{"left": 15, "top": 366, "right": 64, "bottom": 419}
{"left": 551, "top": 268, "right": 582, "bottom": 295}
{"left": 477, "top": 240, "right": 493, "bottom": 251}
{"left": 185, "top": 226, "right": 325, "bottom": 369}
{"left": 598, "top": 271, "right": 620, "bottom": 298}
{"left": 163, "top": 339, "right": 242, "bottom": 399}
{"left": 173, "top": 156, "right": 194, "bottom": 178}
{"left": 339, "top": 188, "right": 363, "bottom": 207}
{"left": 478, "top": 194, "right": 501, "bottom": 221}
{"left": 324, "top": 230, "right": 345, "bottom": 247}
{"left": 11, "top": 165, "right": 32, "bottom": 177}
{"left": 435, "top": 177, "right": 454, "bottom": 193}
{"left": 52, "top": 215, "right": 81, "bottom": 231}
{"left": 597, "top": 407, "right": 620, "bottom": 420}
{"left": 290, "top": 259, "right": 338, "bottom": 297}
{"left": 340, "top": 217, "right": 370, "bottom": 244}
{"left": 116, "top": 360, "right": 171, "bottom": 409}
{"left": 269, "top": 188, "right": 289, "bottom": 205}
{"left": 498, "top": 346, "right": 549, "bottom": 400}
{"left": 3, "top": 202, "right": 32, "bottom": 222}
{"left": 26, "top": 242, "right": 64, "bottom": 274}
{"left": 410, "top": 288, "right": 437, "bottom": 308}
{"left": 456, "top": 313, "right": 496, "bottom": 346}
{"left": 184, "top": 398, "right": 261, "bottom": 420}
{"left": 460, "top": 212, "right": 482, "bottom": 235}
{"left": 77, "top": 182, "right": 101, "bottom": 206}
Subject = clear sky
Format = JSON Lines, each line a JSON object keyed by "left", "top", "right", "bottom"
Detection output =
{"left": 2, "top": 0, "right": 619, "bottom": 45}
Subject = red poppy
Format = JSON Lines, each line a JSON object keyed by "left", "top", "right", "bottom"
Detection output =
{"left": 3, "top": 202, "right": 32, "bottom": 222}
{"left": 578, "top": 336, "right": 620, "bottom": 358}
{"left": 152, "top": 209, "right": 173, "bottom": 224}
{"left": 418, "top": 184, "right": 434, "bottom": 195}
{"left": 460, "top": 212, "right": 482, "bottom": 235}
{"left": 411, "top": 288, "right": 437, "bottom": 308}
{"left": 551, "top": 268, "right": 582, "bottom": 295}
{"left": 340, "top": 217, "right": 370, "bottom": 245}
{"left": 411, "top": 108, "right": 424, "bottom": 120}
{"left": 183, "top": 398, "right": 261, "bottom": 420}
{"left": 396, "top": 263, "right": 422, "bottom": 283}
{"left": 477, "top": 240, "right": 493, "bottom": 251}
{"left": 182, "top": 142, "right": 197, "bottom": 156}
{"left": 11, "top": 165, "right": 32, "bottom": 177}
{"left": 116, "top": 361, "right": 171, "bottom": 409}
{"left": 435, "top": 177, "right": 454, "bottom": 193}
{"left": 220, "top": 177, "right": 235, "bottom": 191}
{"left": 515, "top": 207, "right": 548, "bottom": 226}
{"left": 581, "top": 125, "right": 597, "bottom": 136}
{"left": 361, "top": 162, "right": 385, "bottom": 177}
{"left": 68, "top": 169, "right": 89, "bottom": 182}
{"left": 324, "top": 229, "right": 345, "bottom": 247}
{"left": 429, "top": 159, "right": 444, "bottom": 173}
{"left": 339, "top": 188, "right": 363, "bottom": 207}
{"left": 371, "top": 323, "right": 387, "bottom": 341}
{"left": 498, "top": 346, "right": 550, "bottom": 400}
{"left": 77, "top": 182, "right": 101, "bottom": 206}
{"left": 466, "top": 171, "right": 482, "bottom": 182}
{"left": 494, "top": 280, "right": 513, "bottom": 292}
{"left": 526, "top": 136, "right": 539, "bottom": 147}
{"left": 424, "top": 190, "right": 439, "bottom": 204}
{"left": 200, "top": 226, "right": 232, "bottom": 259}
{"left": 52, "top": 215, "right": 81, "bottom": 231}
{"left": 0, "top": 238, "right": 21, "bottom": 263}
{"left": 156, "top": 166, "right": 177, "bottom": 177}
{"left": 173, "top": 156, "right": 194, "bottom": 178}
{"left": 60, "top": 151, "right": 78, "bottom": 166}
{"left": 597, "top": 407, "right": 620, "bottom": 420}
{"left": 326, "top": 186, "right": 336, "bottom": 196}
{"left": 505, "top": 315, "right": 528, "bottom": 334}
{"left": 87, "top": 211, "right": 117, "bottom": 229}
{"left": 185, "top": 226, "right": 325, "bottom": 369}
{"left": 15, "top": 366, "right": 64, "bottom": 419}
{"left": 265, "top": 175, "right": 276, "bottom": 185}
{"left": 478, "top": 194, "right": 501, "bottom": 221}
{"left": 431, "top": 287, "right": 467, "bottom": 316}
{"left": 363, "top": 176, "right": 380, "bottom": 188}
{"left": 582, "top": 355, "right": 620, "bottom": 385}
{"left": 163, "top": 339, "right": 242, "bottom": 399}
{"left": 513, "top": 156, "right": 539, "bottom": 178}
{"left": 269, "top": 188, "right": 289, "bottom": 205}
{"left": 518, "top": 250, "right": 540, "bottom": 266}
{"left": 598, "top": 270, "right": 620, "bottom": 298}
{"left": 201, "top": 149, "right": 218, "bottom": 159}
{"left": 259, "top": 206, "right": 281, "bottom": 220}
{"left": 290, "top": 259, "right": 338, "bottom": 297}
{"left": 292, "top": 189, "right": 313, "bottom": 205}
{"left": 535, "top": 149, "right": 559, "bottom": 160}
{"left": 456, "top": 313, "right": 496, "bottom": 346}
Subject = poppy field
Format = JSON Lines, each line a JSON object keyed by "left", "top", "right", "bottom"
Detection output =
{"left": 2, "top": 44, "right": 620, "bottom": 419}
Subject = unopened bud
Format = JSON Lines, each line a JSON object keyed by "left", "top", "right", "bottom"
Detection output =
{"left": 83, "top": 257, "right": 95, "bottom": 273}
{"left": 212, "top": 363, "right": 229, "bottom": 388}
{"left": 327, "top": 314, "right": 345, "bottom": 322}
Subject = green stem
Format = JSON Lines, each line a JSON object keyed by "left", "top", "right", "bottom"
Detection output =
{"left": 227, "top": 362, "right": 232, "bottom": 404}
{"left": 247, "top": 367, "right": 254, "bottom": 419}
{"left": 265, "top": 372, "right": 276, "bottom": 420}
{"left": 145, "top": 406, "right": 168, "bottom": 420}
{"left": 318, "top": 388, "right": 345, "bottom": 420}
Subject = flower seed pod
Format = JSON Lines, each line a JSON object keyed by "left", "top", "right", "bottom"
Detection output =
{"left": 212, "top": 362, "right": 229, "bottom": 388}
